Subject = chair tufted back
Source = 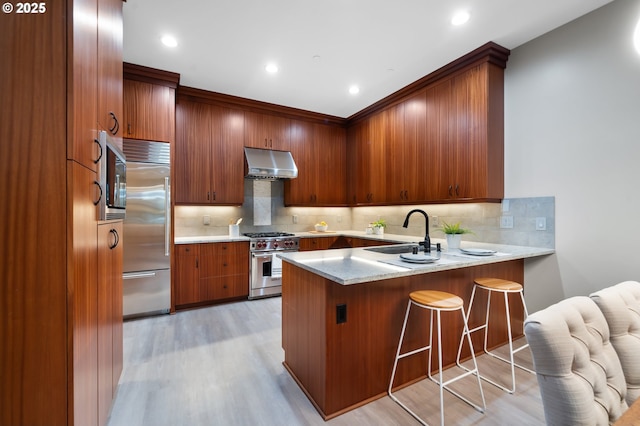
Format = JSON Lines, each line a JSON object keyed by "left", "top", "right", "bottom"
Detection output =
{"left": 591, "top": 280, "right": 640, "bottom": 405}
{"left": 524, "top": 296, "right": 628, "bottom": 426}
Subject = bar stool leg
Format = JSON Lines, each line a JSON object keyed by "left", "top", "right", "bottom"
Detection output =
{"left": 389, "top": 298, "right": 485, "bottom": 425}
{"left": 457, "top": 285, "right": 535, "bottom": 394}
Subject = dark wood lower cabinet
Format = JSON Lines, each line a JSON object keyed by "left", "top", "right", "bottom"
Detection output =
{"left": 97, "top": 221, "right": 123, "bottom": 426}
{"left": 282, "top": 259, "right": 524, "bottom": 419}
{"left": 175, "top": 242, "right": 249, "bottom": 309}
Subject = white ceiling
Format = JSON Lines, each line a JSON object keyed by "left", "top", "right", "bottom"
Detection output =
{"left": 123, "top": 0, "right": 613, "bottom": 119}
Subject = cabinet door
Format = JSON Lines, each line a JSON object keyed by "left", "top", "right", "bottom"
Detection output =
{"left": 211, "top": 106, "right": 245, "bottom": 204}
{"left": 69, "top": 161, "right": 99, "bottom": 426}
{"left": 123, "top": 79, "right": 176, "bottom": 143}
{"left": 97, "top": 0, "right": 123, "bottom": 150}
{"left": 285, "top": 120, "right": 315, "bottom": 204}
{"left": 69, "top": 0, "right": 99, "bottom": 170}
{"left": 384, "top": 104, "right": 409, "bottom": 203}
{"left": 451, "top": 64, "right": 503, "bottom": 200}
{"left": 314, "top": 124, "right": 347, "bottom": 205}
{"left": 424, "top": 80, "right": 453, "bottom": 201}
{"left": 97, "top": 221, "right": 123, "bottom": 426}
{"left": 299, "top": 237, "right": 337, "bottom": 251}
{"left": 244, "top": 111, "right": 290, "bottom": 151}
{"left": 175, "top": 101, "right": 212, "bottom": 204}
{"left": 352, "top": 113, "right": 386, "bottom": 204}
{"left": 175, "top": 244, "right": 200, "bottom": 305}
{"left": 401, "top": 91, "right": 426, "bottom": 202}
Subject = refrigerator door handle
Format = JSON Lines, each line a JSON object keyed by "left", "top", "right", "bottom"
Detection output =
{"left": 123, "top": 271, "right": 157, "bottom": 280}
{"left": 164, "top": 176, "right": 170, "bottom": 257}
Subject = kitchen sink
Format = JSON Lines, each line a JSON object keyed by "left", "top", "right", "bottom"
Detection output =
{"left": 364, "top": 244, "right": 422, "bottom": 254}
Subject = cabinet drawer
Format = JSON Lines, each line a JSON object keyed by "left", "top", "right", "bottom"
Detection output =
{"left": 200, "top": 275, "right": 248, "bottom": 301}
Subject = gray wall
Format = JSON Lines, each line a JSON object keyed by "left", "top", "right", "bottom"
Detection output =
{"left": 505, "top": 0, "right": 640, "bottom": 311}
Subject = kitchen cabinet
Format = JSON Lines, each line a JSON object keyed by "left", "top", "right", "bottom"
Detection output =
{"left": 123, "top": 78, "right": 176, "bottom": 142}
{"left": 425, "top": 64, "right": 504, "bottom": 201}
{"left": 199, "top": 243, "right": 249, "bottom": 301}
{"left": 69, "top": 161, "right": 100, "bottom": 426}
{"left": 175, "top": 242, "right": 249, "bottom": 308}
{"left": 244, "top": 110, "right": 291, "bottom": 151}
{"left": 387, "top": 91, "right": 427, "bottom": 203}
{"left": 348, "top": 112, "right": 387, "bottom": 205}
{"left": 175, "top": 244, "right": 201, "bottom": 305}
{"left": 285, "top": 120, "right": 347, "bottom": 206}
{"left": 97, "top": 0, "right": 123, "bottom": 150}
{"left": 347, "top": 60, "right": 504, "bottom": 205}
{"left": 175, "top": 99, "right": 245, "bottom": 205}
{"left": 299, "top": 236, "right": 339, "bottom": 251}
{"left": 97, "top": 221, "right": 123, "bottom": 426}
{"left": 1, "top": 0, "right": 124, "bottom": 423}
{"left": 299, "top": 235, "right": 396, "bottom": 251}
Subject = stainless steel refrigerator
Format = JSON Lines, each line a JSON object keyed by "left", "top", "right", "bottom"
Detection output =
{"left": 122, "top": 139, "right": 171, "bottom": 319}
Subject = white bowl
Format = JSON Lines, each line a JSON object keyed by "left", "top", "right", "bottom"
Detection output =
{"left": 315, "top": 225, "right": 328, "bottom": 232}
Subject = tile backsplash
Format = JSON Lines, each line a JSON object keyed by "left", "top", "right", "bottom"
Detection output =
{"left": 174, "top": 180, "right": 554, "bottom": 249}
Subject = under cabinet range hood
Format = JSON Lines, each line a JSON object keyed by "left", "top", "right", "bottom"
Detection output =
{"left": 244, "top": 147, "right": 298, "bottom": 180}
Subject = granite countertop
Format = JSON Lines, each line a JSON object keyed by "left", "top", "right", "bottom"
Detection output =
{"left": 277, "top": 237, "right": 555, "bottom": 286}
{"left": 174, "top": 230, "right": 421, "bottom": 245}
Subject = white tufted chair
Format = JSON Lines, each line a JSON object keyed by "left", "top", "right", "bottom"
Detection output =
{"left": 524, "top": 296, "right": 628, "bottom": 426}
{"left": 591, "top": 281, "right": 640, "bottom": 405}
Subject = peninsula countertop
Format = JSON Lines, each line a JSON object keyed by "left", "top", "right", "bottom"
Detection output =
{"left": 278, "top": 236, "right": 554, "bottom": 285}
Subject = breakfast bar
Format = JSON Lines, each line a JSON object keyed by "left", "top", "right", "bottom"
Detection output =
{"left": 278, "top": 242, "right": 553, "bottom": 419}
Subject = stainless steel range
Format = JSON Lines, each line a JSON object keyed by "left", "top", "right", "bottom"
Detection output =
{"left": 245, "top": 232, "right": 299, "bottom": 299}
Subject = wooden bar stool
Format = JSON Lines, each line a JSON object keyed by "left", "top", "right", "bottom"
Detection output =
{"left": 388, "top": 290, "right": 486, "bottom": 426}
{"left": 456, "top": 277, "right": 534, "bottom": 394}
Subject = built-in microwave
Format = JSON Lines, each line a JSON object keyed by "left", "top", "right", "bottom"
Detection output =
{"left": 98, "top": 130, "right": 126, "bottom": 220}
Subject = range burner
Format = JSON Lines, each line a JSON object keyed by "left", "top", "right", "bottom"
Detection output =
{"left": 244, "top": 232, "right": 295, "bottom": 239}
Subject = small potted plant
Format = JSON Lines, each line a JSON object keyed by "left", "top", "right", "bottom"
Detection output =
{"left": 437, "top": 221, "right": 473, "bottom": 249}
{"left": 371, "top": 219, "right": 387, "bottom": 235}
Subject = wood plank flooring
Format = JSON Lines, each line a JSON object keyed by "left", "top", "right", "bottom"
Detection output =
{"left": 107, "top": 297, "right": 545, "bottom": 426}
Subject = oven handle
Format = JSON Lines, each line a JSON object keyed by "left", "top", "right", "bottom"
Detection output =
{"left": 251, "top": 251, "right": 297, "bottom": 259}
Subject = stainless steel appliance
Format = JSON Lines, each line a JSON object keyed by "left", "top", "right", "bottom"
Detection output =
{"left": 98, "top": 130, "right": 127, "bottom": 220}
{"left": 122, "top": 139, "right": 171, "bottom": 319}
{"left": 245, "top": 232, "right": 299, "bottom": 299}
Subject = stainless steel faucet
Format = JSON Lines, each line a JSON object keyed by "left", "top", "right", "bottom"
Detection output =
{"left": 403, "top": 209, "right": 430, "bottom": 253}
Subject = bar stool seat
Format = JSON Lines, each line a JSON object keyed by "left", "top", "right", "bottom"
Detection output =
{"left": 388, "top": 290, "right": 486, "bottom": 426}
{"left": 457, "top": 278, "right": 534, "bottom": 394}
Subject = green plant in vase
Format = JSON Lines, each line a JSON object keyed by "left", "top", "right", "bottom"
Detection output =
{"left": 371, "top": 219, "right": 386, "bottom": 235}
{"left": 437, "top": 221, "right": 473, "bottom": 249}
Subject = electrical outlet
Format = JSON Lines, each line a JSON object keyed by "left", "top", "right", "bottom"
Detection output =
{"left": 536, "top": 217, "right": 547, "bottom": 231}
{"left": 203, "top": 215, "right": 211, "bottom": 226}
{"left": 431, "top": 216, "right": 439, "bottom": 227}
{"left": 500, "top": 215, "right": 513, "bottom": 229}
{"left": 337, "top": 215, "right": 342, "bottom": 223}
{"left": 336, "top": 304, "right": 347, "bottom": 324}
{"left": 292, "top": 215, "right": 298, "bottom": 224}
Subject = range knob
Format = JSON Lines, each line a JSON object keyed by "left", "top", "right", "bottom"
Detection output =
{"left": 273, "top": 242, "right": 279, "bottom": 248}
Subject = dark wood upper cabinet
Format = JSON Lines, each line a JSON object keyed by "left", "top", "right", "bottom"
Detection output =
{"left": 97, "top": 0, "right": 123, "bottom": 149}
{"left": 244, "top": 111, "right": 291, "bottom": 151}
{"left": 175, "top": 99, "right": 245, "bottom": 205}
{"left": 123, "top": 79, "right": 176, "bottom": 143}
{"left": 285, "top": 120, "right": 347, "bottom": 206}
{"left": 347, "top": 48, "right": 507, "bottom": 205}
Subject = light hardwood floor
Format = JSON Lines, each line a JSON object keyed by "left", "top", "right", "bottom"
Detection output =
{"left": 107, "top": 297, "right": 545, "bottom": 426}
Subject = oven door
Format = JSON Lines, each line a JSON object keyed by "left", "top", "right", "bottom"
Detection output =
{"left": 250, "top": 251, "right": 287, "bottom": 299}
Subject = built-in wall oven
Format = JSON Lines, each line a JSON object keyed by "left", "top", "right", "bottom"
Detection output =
{"left": 245, "top": 232, "right": 299, "bottom": 299}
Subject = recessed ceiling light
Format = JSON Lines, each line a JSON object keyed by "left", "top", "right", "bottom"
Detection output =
{"left": 349, "top": 85, "right": 360, "bottom": 95}
{"left": 265, "top": 63, "right": 278, "bottom": 73}
{"left": 161, "top": 35, "right": 178, "bottom": 47}
{"left": 451, "top": 11, "right": 470, "bottom": 26}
